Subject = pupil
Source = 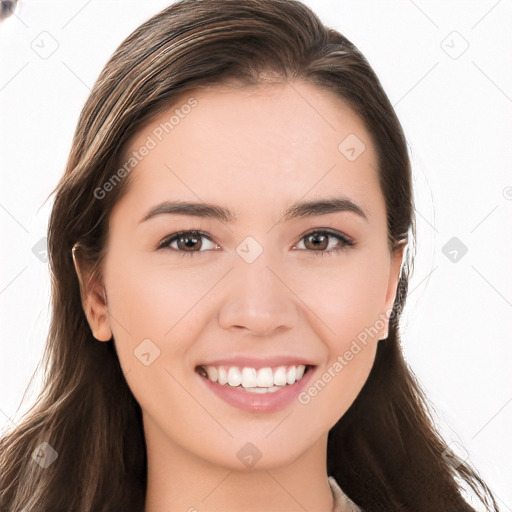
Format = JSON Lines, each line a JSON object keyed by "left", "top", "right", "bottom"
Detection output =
{"left": 308, "top": 233, "right": 327, "bottom": 250}
{"left": 181, "top": 235, "right": 200, "bottom": 250}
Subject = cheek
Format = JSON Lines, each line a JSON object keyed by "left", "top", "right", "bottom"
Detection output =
{"left": 299, "top": 340, "right": 377, "bottom": 426}
{"left": 101, "top": 251, "right": 219, "bottom": 427}
{"left": 102, "top": 248, "right": 227, "bottom": 383}
{"left": 294, "top": 302, "right": 383, "bottom": 432}
{"left": 103, "top": 249, "right": 214, "bottom": 339}
{"left": 291, "top": 251, "right": 389, "bottom": 415}
{"left": 291, "top": 249, "right": 391, "bottom": 343}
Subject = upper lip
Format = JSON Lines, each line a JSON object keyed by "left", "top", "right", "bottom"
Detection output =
{"left": 196, "top": 356, "right": 316, "bottom": 369}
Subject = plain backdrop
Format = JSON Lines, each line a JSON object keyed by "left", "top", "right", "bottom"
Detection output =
{"left": 1, "top": 0, "right": 511, "bottom": 508}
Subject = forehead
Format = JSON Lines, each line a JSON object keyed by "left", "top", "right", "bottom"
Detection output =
{"left": 114, "top": 80, "right": 381, "bottom": 223}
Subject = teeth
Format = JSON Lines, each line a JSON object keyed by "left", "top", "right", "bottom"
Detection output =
{"left": 241, "top": 367, "right": 257, "bottom": 388}
{"left": 205, "top": 366, "right": 217, "bottom": 382}
{"left": 244, "top": 385, "right": 283, "bottom": 394}
{"left": 198, "top": 364, "right": 308, "bottom": 390}
{"left": 227, "top": 367, "right": 242, "bottom": 387}
{"left": 286, "top": 365, "right": 296, "bottom": 384}
{"left": 217, "top": 367, "right": 228, "bottom": 385}
{"left": 273, "top": 366, "right": 287, "bottom": 386}
{"left": 256, "top": 367, "right": 274, "bottom": 387}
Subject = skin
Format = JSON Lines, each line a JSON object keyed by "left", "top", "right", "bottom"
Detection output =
{"left": 77, "top": 79, "right": 404, "bottom": 512}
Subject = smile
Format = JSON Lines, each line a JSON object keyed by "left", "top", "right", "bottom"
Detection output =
{"left": 195, "top": 363, "right": 315, "bottom": 413}
{"left": 197, "top": 364, "right": 308, "bottom": 392}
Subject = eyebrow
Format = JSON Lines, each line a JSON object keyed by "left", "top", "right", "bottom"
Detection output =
{"left": 139, "top": 197, "right": 368, "bottom": 224}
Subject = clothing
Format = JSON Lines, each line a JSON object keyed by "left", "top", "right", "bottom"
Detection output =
{"left": 328, "top": 475, "right": 362, "bottom": 512}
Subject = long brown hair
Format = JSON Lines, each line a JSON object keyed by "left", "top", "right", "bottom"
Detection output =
{"left": 0, "top": 1, "right": 499, "bottom": 510}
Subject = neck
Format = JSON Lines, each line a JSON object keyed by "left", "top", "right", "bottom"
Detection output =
{"left": 143, "top": 417, "right": 334, "bottom": 512}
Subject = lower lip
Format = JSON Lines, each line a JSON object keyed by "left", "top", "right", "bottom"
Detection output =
{"left": 197, "top": 366, "right": 316, "bottom": 413}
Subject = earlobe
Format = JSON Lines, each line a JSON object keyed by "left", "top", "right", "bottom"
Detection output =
{"left": 83, "top": 287, "right": 112, "bottom": 342}
{"left": 72, "top": 245, "right": 112, "bottom": 342}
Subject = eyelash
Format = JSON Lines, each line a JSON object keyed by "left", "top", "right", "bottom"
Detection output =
{"left": 157, "top": 229, "right": 355, "bottom": 258}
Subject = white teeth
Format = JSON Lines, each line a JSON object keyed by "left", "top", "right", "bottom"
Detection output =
{"left": 286, "top": 365, "right": 296, "bottom": 385}
{"left": 199, "top": 364, "right": 308, "bottom": 390}
{"left": 244, "top": 385, "right": 282, "bottom": 394}
{"left": 273, "top": 366, "right": 287, "bottom": 386}
{"left": 217, "top": 367, "right": 228, "bottom": 385}
{"left": 227, "top": 367, "right": 242, "bottom": 387}
{"left": 256, "top": 367, "right": 274, "bottom": 387}
{"left": 205, "top": 366, "right": 217, "bottom": 382}
{"left": 241, "top": 367, "right": 258, "bottom": 388}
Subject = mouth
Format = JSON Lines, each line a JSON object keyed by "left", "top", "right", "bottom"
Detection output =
{"left": 195, "top": 363, "right": 313, "bottom": 392}
{"left": 195, "top": 363, "right": 316, "bottom": 412}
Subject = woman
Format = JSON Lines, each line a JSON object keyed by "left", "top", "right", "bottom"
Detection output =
{"left": 0, "top": 0, "right": 500, "bottom": 510}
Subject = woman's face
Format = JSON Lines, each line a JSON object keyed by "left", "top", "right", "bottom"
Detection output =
{"left": 85, "top": 80, "right": 403, "bottom": 471}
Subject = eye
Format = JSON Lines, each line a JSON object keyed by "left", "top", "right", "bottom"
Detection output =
{"left": 157, "top": 230, "right": 220, "bottom": 255}
{"left": 293, "top": 229, "right": 354, "bottom": 256}
{"left": 157, "top": 229, "right": 354, "bottom": 257}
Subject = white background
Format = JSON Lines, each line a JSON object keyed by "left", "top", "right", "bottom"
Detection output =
{"left": 1, "top": 0, "right": 511, "bottom": 508}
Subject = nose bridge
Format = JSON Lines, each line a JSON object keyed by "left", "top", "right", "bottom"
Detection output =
{"left": 217, "top": 242, "right": 298, "bottom": 335}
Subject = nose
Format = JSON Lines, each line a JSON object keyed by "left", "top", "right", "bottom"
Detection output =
{"left": 217, "top": 253, "right": 299, "bottom": 337}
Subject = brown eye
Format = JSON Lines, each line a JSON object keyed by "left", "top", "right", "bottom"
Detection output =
{"left": 296, "top": 230, "right": 354, "bottom": 254}
{"left": 175, "top": 233, "right": 202, "bottom": 251}
{"left": 158, "top": 230, "right": 219, "bottom": 254}
{"left": 303, "top": 232, "right": 329, "bottom": 251}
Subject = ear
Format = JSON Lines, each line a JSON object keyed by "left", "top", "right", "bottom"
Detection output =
{"left": 72, "top": 245, "right": 112, "bottom": 342}
{"left": 380, "top": 243, "right": 406, "bottom": 339}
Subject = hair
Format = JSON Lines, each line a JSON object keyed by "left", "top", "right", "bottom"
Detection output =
{"left": 0, "top": 0, "right": 17, "bottom": 22}
{"left": 0, "top": 1, "right": 499, "bottom": 510}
